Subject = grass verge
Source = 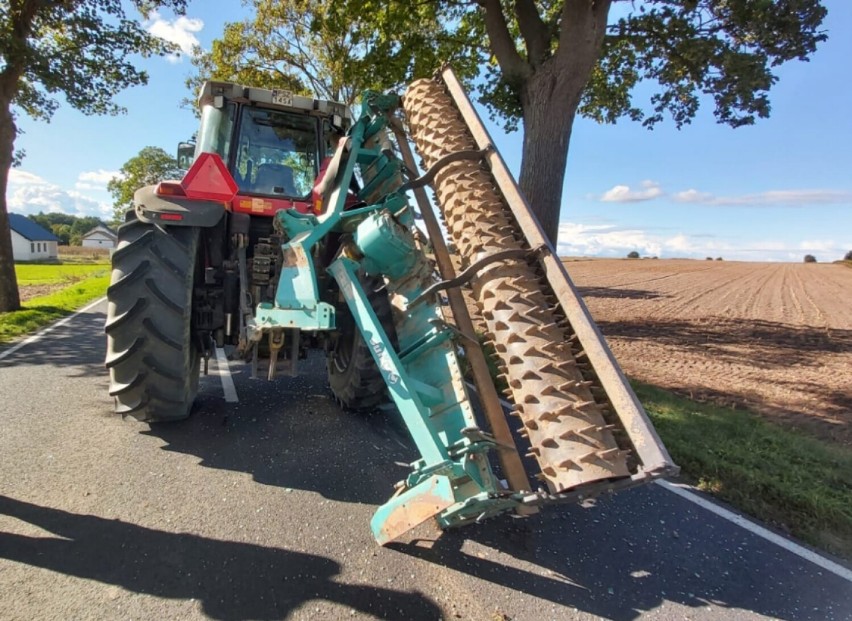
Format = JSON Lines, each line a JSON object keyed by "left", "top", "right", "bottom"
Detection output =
{"left": 0, "top": 273, "right": 110, "bottom": 344}
{"left": 634, "top": 381, "right": 852, "bottom": 559}
{"left": 16, "top": 262, "right": 110, "bottom": 286}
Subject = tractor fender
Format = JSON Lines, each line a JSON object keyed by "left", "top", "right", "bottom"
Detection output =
{"left": 133, "top": 184, "right": 226, "bottom": 228}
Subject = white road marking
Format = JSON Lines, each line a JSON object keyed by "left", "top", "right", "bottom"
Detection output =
{"left": 655, "top": 479, "right": 852, "bottom": 583}
{"left": 463, "top": 381, "right": 852, "bottom": 581}
{"left": 214, "top": 347, "right": 239, "bottom": 402}
{"left": 0, "top": 296, "right": 107, "bottom": 362}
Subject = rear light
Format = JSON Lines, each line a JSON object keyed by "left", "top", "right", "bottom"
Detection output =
{"left": 156, "top": 181, "right": 186, "bottom": 197}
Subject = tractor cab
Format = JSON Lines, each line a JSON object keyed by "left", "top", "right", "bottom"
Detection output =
{"left": 184, "top": 81, "right": 350, "bottom": 216}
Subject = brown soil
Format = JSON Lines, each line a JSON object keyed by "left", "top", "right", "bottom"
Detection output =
{"left": 563, "top": 259, "right": 852, "bottom": 446}
{"left": 19, "top": 284, "right": 65, "bottom": 302}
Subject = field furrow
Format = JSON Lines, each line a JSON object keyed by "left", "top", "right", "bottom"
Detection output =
{"left": 566, "top": 259, "right": 852, "bottom": 445}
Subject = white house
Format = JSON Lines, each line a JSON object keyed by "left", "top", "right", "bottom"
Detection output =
{"left": 81, "top": 224, "right": 117, "bottom": 248}
{"left": 9, "top": 213, "right": 59, "bottom": 261}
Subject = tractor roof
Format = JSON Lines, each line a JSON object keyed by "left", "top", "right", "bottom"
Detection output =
{"left": 197, "top": 81, "right": 350, "bottom": 121}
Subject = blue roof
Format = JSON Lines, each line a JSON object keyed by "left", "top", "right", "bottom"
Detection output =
{"left": 8, "top": 213, "right": 60, "bottom": 242}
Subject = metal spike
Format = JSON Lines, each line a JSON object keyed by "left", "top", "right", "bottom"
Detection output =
{"left": 557, "top": 459, "right": 579, "bottom": 470}
{"left": 598, "top": 448, "right": 630, "bottom": 462}
{"left": 558, "top": 381, "right": 580, "bottom": 392}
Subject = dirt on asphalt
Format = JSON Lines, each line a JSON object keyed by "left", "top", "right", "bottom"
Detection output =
{"left": 564, "top": 259, "right": 852, "bottom": 446}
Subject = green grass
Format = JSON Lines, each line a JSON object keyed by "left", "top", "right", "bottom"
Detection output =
{"left": 634, "top": 382, "right": 852, "bottom": 558}
{"left": 0, "top": 274, "right": 110, "bottom": 344}
{"left": 15, "top": 262, "right": 110, "bottom": 286}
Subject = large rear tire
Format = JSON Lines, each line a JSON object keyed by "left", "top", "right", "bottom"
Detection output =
{"left": 327, "top": 277, "right": 395, "bottom": 412}
{"left": 105, "top": 214, "right": 200, "bottom": 422}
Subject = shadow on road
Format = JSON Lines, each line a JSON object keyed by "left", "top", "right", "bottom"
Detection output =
{"left": 0, "top": 310, "right": 107, "bottom": 381}
{"left": 388, "top": 491, "right": 841, "bottom": 621}
{"left": 144, "top": 354, "right": 415, "bottom": 506}
{"left": 0, "top": 495, "right": 440, "bottom": 620}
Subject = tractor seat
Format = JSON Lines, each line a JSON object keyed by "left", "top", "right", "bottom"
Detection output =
{"left": 253, "top": 163, "right": 296, "bottom": 196}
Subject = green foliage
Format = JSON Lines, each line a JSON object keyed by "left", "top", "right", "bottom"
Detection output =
{"left": 108, "top": 146, "right": 182, "bottom": 222}
{"left": 271, "top": 1, "right": 826, "bottom": 132}
{"left": 0, "top": 1, "right": 189, "bottom": 312}
{"left": 635, "top": 382, "right": 852, "bottom": 558}
{"left": 187, "top": 0, "right": 483, "bottom": 111}
{"left": 589, "top": 1, "right": 828, "bottom": 129}
{"left": 0, "top": 1, "right": 188, "bottom": 122}
{"left": 27, "top": 213, "right": 104, "bottom": 245}
{"left": 627, "top": 250, "right": 640, "bottom": 259}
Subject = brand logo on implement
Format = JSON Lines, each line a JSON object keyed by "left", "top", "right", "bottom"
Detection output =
{"left": 370, "top": 338, "right": 399, "bottom": 385}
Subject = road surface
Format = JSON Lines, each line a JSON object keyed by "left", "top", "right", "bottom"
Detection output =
{"left": 0, "top": 300, "right": 849, "bottom": 620}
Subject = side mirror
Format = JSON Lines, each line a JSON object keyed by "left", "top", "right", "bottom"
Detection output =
{"left": 177, "top": 142, "right": 196, "bottom": 170}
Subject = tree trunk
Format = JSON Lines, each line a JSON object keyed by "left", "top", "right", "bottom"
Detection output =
{"left": 518, "top": 64, "right": 583, "bottom": 247}
{"left": 0, "top": 99, "right": 21, "bottom": 313}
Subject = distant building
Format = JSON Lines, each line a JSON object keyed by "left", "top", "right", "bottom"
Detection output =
{"left": 8, "top": 213, "right": 59, "bottom": 261}
{"left": 81, "top": 224, "right": 117, "bottom": 248}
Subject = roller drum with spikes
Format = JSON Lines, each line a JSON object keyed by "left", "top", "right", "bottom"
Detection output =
{"left": 403, "top": 78, "right": 630, "bottom": 491}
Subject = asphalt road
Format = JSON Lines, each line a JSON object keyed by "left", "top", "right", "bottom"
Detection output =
{"left": 0, "top": 300, "right": 850, "bottom": 620}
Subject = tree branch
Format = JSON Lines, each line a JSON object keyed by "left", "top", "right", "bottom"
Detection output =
{"left": 556, "top": 0, "right": 612, "bottom": 72}
{"left": 514, "top": 0, "right": 549, "bottom": 67}
{"left": 476, "top": 0, "right": 530, "bottom": 82}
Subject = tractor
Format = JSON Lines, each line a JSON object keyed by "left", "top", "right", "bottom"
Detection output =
{"left": 105, "top": 66, "right": 677, "bottom": 544}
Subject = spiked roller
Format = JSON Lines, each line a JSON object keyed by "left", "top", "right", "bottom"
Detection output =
{"left": 402, "top": 67, "right": 677, "bottom": 495}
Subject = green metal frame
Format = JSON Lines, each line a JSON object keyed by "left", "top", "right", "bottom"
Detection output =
{"left": 254, "top": 91, "right": 523, "bottom": 543}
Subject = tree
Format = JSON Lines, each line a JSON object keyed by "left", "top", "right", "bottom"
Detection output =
{"left": 803, "top": 254, "right": 817, "bottom": 263}
{"left": 108, "top": 146, "right": 183, "bottom": 223}
{"left": 627, "top": 250, "right": 640, "bottom": 259}
{"left": 187, "top": 0, "right": 480, "bottom": 112}
{"left": 0, "top": 0, "right": 187, "bottom": 312}
{"left": 244, "top": 1, "right": 823, "bottom": 247}
{"left": 193, "top": 2, "right": 826, "bottom": 250}
{"left": 844, "top": 250, "right": 852, "bottom": 261}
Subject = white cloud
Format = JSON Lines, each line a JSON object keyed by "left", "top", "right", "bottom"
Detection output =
{"left": 8, "top": 169, "right": 51, "bottom": 186}
{"left": 145, "top": 12, "right": 204, "bottom": 63}
{"left": 556, "top": 222, "right": 663, "bottom": 257}
{"left": 600, "top": 180, "right": 664, "bottom": 203}
{"left": 74, "top": 169, "right": 122, "bottom": 191}
{"left": 674, "top": 188, "right": 852, "bottom": 207}
{"left": 555, "top": 222, "right": 850, "bottom": 262}
{"left": 7, "top": 169, "right": 111, "bottom": 218}
{"left": 78, "top": 169, "right": 121, "bottom": 185}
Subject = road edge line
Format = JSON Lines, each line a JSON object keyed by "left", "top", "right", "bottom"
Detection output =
{"left": 464, "top": 380, "right": 852, "bottom": 582}
{"left": 214, "top": 347, "right": 239, "bottom": 402}
{"left": 0, "top": 296, "right": 107, "bottom": 362}
{"left": 655, "top": 479, "right": 852, "bottom": 583}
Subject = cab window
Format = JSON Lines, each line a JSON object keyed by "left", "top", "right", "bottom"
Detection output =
{"left": 234, "top": 107, "right": 319, "bottom": 197}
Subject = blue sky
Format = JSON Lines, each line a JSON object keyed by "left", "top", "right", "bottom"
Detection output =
{"left": 9, "top": 1, "right": 851, "bottom": 262}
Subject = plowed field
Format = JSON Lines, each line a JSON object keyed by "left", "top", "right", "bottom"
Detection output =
{"left": 565, "top": 259, "right": 852, "bottom": 446}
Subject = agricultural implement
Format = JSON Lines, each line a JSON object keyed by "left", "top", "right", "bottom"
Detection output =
{"left": 106, "top": 66, "right": 677, "bottom": 544}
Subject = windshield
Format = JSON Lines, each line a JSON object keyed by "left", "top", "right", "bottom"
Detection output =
{"left": 234, "top": 107, "right": 319, "bottom": 198}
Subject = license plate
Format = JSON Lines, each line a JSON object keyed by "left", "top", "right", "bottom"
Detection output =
{"left": 271, "top": 89, "right": 293, "bottom": 106}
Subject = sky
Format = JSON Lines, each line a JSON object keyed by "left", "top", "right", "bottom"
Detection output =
{"left": 8, "top": 1, "right": 852, "bottom": 262}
